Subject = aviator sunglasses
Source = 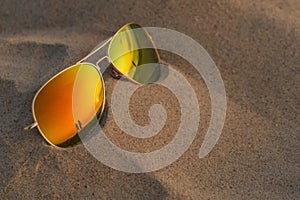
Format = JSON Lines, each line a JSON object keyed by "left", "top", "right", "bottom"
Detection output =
{"left": 24, "top": 23, "right": 160, "bottom": 148}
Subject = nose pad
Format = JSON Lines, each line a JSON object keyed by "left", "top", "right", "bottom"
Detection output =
{"left": 110, "top": 67, "right": 122, "bottom": 79}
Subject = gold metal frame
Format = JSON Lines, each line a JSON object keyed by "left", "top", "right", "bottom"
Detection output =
{"left": 24, "top": 23, "right": 160, "bottom": 148}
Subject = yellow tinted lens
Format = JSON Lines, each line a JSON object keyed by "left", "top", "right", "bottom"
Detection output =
{"left": 33, "top": 64, "right": 104, "bottom": 147}
{"left": 108, "top": 24, "right": 160, "bottom": 84}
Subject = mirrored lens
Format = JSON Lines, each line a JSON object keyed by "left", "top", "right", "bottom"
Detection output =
{"left": 33, "top": 64, "right": 104, "bottom": 147}
{"left": 108, "top": 24, "right": 160, "bottom": 84}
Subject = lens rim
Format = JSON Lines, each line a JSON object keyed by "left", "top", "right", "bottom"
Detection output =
{"left": 107, "top": 23, "right": 161, "bottom": 84}
{"left": 32, "top": 62, "right": 106, "bottom": 149}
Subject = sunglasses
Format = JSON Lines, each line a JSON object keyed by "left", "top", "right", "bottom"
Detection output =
{"left": 24, "top": 23, "right": 161, "bottom": 148}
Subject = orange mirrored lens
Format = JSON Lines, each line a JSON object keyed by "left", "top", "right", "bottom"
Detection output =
{"left": 33, "top": 64, "right": 104, "bottom": 147}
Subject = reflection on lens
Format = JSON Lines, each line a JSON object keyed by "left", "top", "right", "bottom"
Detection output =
{"left": 108, "top": 23, "right": 160, "bottom": 84}
{"left": 33, "top": 64, "right": 104, "bottom": 147}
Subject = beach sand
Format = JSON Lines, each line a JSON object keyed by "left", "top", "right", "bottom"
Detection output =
{"left": 0, "top": 0, "right": 299, "bottom": 199}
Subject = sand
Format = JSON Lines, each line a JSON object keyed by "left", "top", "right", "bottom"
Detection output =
{"left": 0, "top": 0, "right": 299, "bottom": 199}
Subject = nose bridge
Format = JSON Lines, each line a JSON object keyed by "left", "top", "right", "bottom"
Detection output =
{"left": 77, "top": 37, "right": 112, "bottom": 66}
